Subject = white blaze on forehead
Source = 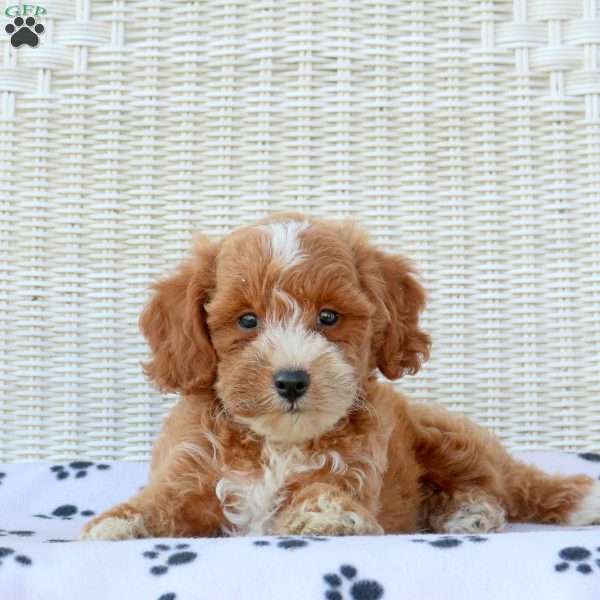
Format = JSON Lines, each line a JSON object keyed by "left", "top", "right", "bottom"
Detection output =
{"left": 259, "top": 220, "right": 310, "bottom": 269}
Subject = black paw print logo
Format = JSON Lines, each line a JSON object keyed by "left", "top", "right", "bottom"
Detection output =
{"left": 254, "top": 535, "right": 329, "bottom": 550}
{"left": 34, "top": 504, "right": 95, "bottom": 520}
{"left": 50, "top": 461, "right": 110, "bottom": 480}
{"left": 323, "top": 564, "right": 384, "bottom": 600}
{"left": 0, "top": 547, "right": 32, "bottom": 569}
{"left": 411, "top": 535, "right": 488, "bottom": 549}
{"left": 555, "top": 546, "right": 600, "bottom": 575}
{"left": 157, "top": 595, "right": 176, "bottom": 600}
{"left": 143, "top": 543, "right": 197, "bottom": 576}
{"left": 0, "top": 472, "right": 5, "bottom": 485}
{"left": 5, "top": 16, "right": 44, "bottom": 48}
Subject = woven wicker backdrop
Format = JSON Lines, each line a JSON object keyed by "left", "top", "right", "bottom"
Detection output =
{"left": 1, "top": 0, "right": 599, "bottom": 460}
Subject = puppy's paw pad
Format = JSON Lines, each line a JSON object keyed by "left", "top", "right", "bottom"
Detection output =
{"left": 80, "top": 515, "right": 147, "bottom": 541}
{"left": 442, "top": 500, "right": 505, "bottom": 534}
{"left": 569, "top": 481, "right": 600, "bottom": 526}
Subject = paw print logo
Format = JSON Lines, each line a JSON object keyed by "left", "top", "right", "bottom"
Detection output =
{"left": 143, "top": 543, "right": 197, "bottom": 576}
{"left": 34, "top": 504, "right": 95, "bottom": 520}
{"left": 323, "top": 564, "right": 384, "bottom": 600}
{"left": 50, "top": 461, "right": 110, "bottom": 480}
{"left": 0, "top": 472, "right": 5, "bottom": 486}
{"left": 411, "top": 535, "right": 488, "bottom": 548}
{"left": 555, "top": 546, "right": 600, "bottom": 574}
{"left": 0, "top": 547, "right": 32, "bottom": 569}
{"left": 5, "top": 16, "right": 44, "bottom": 48}
{"left": 253, "top": 535, "right": 329, "bottom": 550}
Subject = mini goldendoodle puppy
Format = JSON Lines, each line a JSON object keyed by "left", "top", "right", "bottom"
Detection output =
{"left": 82, "top": 213, "right": 600, "bottom": 540}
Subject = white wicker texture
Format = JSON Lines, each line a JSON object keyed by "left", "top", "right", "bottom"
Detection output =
{"left": 0, "top": 0, "right": 599, "bottom": 460}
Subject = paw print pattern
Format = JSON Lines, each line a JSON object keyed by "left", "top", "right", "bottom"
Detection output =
{"left": 157, "top": 595, "right": 176, "bottom": 600}
{"left": 5, "top": 16, "right": 44, "bottom": 48}
{"left": 34, "top": 504, "right": 95, "bottom": 520}
{"left": 410, "top": 535, "right": 488, "bottom": 549}
{"left": 143, "top": 543, "right": 197, "bottom": 576}
{"left": 555, "top": 546, "right": 600, "bottom": 575}
{"left": 0, "top": 547, "right": 32, "bottom": 569}
{"left": 253, "top": 536, "right": 329, "bottom": 550}
{"left": 0, "top": 472, "right": 5, "bottom": 485}
{"left": 323, "top": 565, "right": 384, "bottom": 600}
{"left": 0, "top": 529, "right": 35, "bottom": 538}
{"left": 50, "top": 461, "right": 110, "bottom": 480}
{"left": 578, "top": 453, "right": 600, "bottom": 462}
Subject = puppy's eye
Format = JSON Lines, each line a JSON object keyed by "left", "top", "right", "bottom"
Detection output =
{"left": 238, "top": 313, "right": 259, "bottom": 329}
{"left": 318, "top": 309, "right": 339, "bottom": 327}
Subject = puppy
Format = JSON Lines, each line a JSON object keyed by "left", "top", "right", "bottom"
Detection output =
{"left": 82, "top": 213, "right": 600, "bottom": 540}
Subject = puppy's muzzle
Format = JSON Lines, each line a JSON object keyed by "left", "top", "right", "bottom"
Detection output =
{"left": 273, "top": 369, "right": 310, "bottom": 404}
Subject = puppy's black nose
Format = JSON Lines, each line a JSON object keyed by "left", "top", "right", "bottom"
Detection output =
{"left": 274, "top": 369, "right": 310, "bottom": 402}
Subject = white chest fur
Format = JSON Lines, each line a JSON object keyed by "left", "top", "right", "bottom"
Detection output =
{"left": 215, "top": 445, "right": 347, "bottom": 535}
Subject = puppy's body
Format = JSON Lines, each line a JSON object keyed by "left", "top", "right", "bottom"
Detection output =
{"left": 82, "top": 214, "right": 600, "bottom": 540}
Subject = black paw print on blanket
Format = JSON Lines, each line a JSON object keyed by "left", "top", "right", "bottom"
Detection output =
{"left": 0, "top": 472, "right": 5, "bottom": 486}
{"left": 0, "top": 547, "right": 32, "bottom": 569}
{"left": 50, "top": 461, "right": 110, "bottom": 480}
{"left": 253, "top": 536, "right": 329, "bottom": 550}
{"left": 0, "top": 529, "right": 35, "bottom": 538}
{"left": 411, "top": 535, "right": 488, "bottom": 548}
{"left": 578, "top": 453, "right": 600, "bottom": 479}
{"left": 143, "top": 543, "right": 197, "bottom": 576}
{"left": 34, "top": 504, "right": 95, "bottom": 520}
{"left": 555, "top": 546, "right": 600, "bottom": 575}
{"left": 323, "top": 564, "right": 384, "bottom": 600}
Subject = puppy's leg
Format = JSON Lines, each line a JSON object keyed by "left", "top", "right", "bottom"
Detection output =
{"left": 273, "top": 483, "right": 383, "bottom": 536}
{"left": 80, "top": 498, "right": 150, "bottom": 541}
{"left": 81, "top": 478, "right": 222, "bottom": 541}
{"left": 502, "top": 459, "right": 599, "bottom": 526}
{"left": 425, "top": 488, "right": 506, "bottom": 534}
{"left": 412, "top": 402, "right": 599, "bottom": 529}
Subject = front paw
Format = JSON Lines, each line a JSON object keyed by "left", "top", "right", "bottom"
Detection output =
{"left": 80, "top": 504, "right": 148, "bottom": 541}
{"left": 276, "top": 498, "right": 383, "bottom": 536}
{"left": 288, "top": 511, "right": 383, "bottom": 536}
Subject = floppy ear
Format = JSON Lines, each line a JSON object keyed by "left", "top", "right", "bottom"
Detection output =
{"left": 139, "top": 236, "right": 218, "bottom": 394}
{"left": 347, "top": 223, "right": 431, "bottom": 380}
{"left": 373, "top": 251, "right": 431, "bottom": 379}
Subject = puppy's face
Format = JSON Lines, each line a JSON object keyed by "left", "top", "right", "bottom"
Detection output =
{"left": 140, "top": 215, "right": 430, "bottom": 443}
{"left": 206, "top": 221, "right": 374, "bottom": 442}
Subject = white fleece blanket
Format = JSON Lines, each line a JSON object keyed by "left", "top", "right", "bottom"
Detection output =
{"left": 0, "top": 452, "right": 599, "bottom": 600}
